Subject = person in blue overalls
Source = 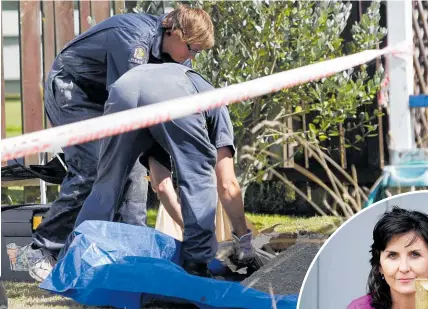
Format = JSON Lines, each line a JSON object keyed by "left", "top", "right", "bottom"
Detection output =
{"left": 21, "top": 5, "right": 215, "bottom": 282}
{"left": 57, "top": 63, "right": 260, "bottom": 277}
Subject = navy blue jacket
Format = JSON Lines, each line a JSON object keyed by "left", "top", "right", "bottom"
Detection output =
{"left": 54, "top": 13, "right": 189, "bottom": 104}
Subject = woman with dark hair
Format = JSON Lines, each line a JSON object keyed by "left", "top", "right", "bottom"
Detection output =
{"left": 347, "top": 206, "right": 428, "bottom": 309}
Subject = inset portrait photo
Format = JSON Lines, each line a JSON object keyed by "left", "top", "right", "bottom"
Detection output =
{"left": 298, "top": 191, "right": 428, "bottom": 309}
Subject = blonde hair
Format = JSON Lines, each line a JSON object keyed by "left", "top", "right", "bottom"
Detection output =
{"left": 162, "top": 5, "right": 214, "bottom": 50}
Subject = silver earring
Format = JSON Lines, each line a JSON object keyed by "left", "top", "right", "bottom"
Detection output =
{"left": 381, "top": 274, "right": 385, "bottom": 280}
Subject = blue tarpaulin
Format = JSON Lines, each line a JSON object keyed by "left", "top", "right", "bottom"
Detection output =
{"left": 40, "top": 221, "right": 298, "bottom": 309}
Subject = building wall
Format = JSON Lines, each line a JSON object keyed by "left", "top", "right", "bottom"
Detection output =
{"left": 2, "top": 1, "right": 20, "bottom": 95}
{"left": 2, "top": 0, "right": 80, "bottom": 96}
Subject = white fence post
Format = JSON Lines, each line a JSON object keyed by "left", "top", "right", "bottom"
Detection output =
{"left": 387, "top": 0, "right": 414, "bottom": 153}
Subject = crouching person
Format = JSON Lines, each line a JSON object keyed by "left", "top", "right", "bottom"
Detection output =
{"left": 59, "top": 63, "right": 260, "bottom": 276}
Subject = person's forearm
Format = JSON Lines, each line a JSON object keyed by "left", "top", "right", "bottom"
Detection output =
{"left": 218, "top": 179, "right": 248, "bottom": 238}
{"left": 155, "top": 178, "right": 184, "bottom": 229}
{"left": 148, "top": 157, "right": 184, "bottom": 229}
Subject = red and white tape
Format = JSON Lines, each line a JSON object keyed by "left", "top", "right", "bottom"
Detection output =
{"left": 1, "top": 41, "right": 412, "bottom": 161}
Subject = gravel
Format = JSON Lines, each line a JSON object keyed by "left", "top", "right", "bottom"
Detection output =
{"left": 241, "top": 235, "right": 324, "bottom": 295}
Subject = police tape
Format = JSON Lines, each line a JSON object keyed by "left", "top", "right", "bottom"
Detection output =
{"left": 1, "top": 41, "right": 412, "bottom": 161}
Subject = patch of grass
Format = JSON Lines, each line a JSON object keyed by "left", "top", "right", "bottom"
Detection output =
{"left": 5, "top": 99, "right": 22, "bottom": 138}
{"left": 142, "top": 208, "right": 344, "bottom": 235}
{"left": 4, "top": 281, "right": 94, "bottom": 309}
{"left": 147, "top": 208, "right": 157, "bottom": 227}
{"left": 2, "top": 187, "right": 24, "bottom": 205}
{"left": 245, "top": 213, "right": 343, "bottom": 235}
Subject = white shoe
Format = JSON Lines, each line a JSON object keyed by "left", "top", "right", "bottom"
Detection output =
{"left": 29, "top": 255, "right": 56, "bottom": 282}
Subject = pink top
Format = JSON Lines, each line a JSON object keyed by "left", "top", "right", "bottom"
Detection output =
{"left": 347, "top": 295, "right": 373, "bottom": 309}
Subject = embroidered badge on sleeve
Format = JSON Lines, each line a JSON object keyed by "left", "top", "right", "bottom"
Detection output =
{"left": 129, "top": 45, "right": 148, "bottom": 65}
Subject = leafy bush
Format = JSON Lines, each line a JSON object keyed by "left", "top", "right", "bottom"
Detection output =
{"left": 133, "top": 1, "right": 387, "bottom": 216}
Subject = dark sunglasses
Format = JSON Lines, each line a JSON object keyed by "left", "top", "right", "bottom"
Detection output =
{"left": 187, "top": 43, "right": 201, "bottom": 56}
